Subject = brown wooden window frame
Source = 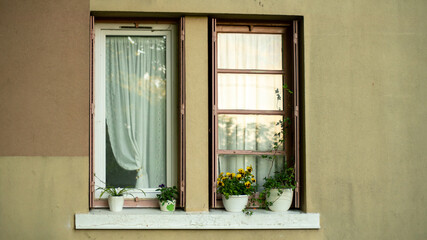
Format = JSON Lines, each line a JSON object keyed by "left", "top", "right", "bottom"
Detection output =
{"left": 89, "top": 16, "right": 186, "bottom": 209}
{"left": 210, "top": 18, "right": 300, "bottom": 208}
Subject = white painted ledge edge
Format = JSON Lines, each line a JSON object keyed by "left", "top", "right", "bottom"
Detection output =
{"left": 75, "top": 209, "right": 320, "bottom": 229}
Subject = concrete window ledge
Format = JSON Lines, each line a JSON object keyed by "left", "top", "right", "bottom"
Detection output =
{"left": 75, "top": 209, "right": 320, "bottom": 229}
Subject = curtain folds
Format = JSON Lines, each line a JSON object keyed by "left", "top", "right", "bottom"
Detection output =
{"left": 105, "top": 36, "right": 166, "bottom": 188}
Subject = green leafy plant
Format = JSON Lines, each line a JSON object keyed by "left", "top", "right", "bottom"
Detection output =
{"left": 95, "top": 174, "right": 145, "bottom": 198}
{"left": 216, "top": 166, "right": 257, "bottom": 199}
{"left": 156, "top": 184, "right": 178, "bottom": 205}
{"left": 256, "top": 83, "right": 296, "bottom": 208}
{"left": 258, "top": 166, "right": 296, "bottom": 208}
{"left": 257, "top": 118, "right": 296, "bottom": 208}
{"left": 97, "top": 185, "right": 137, "bottom": 198}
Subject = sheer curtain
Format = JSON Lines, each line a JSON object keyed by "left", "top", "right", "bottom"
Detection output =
{"left": 217, "top": 33, "right": 285, "bottom": 188}
{"left": 105, "top": 36, "right": 166, "bottom": 188}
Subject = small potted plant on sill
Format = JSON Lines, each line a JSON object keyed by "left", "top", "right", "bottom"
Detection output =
{"left": 258, "top": 117, "right": 296, "bottom": 212}
{"left": 95, "top": 175, "right": 145, "bottom": 212}
{"left": 156, "top": 184, "right": 178, "bottom": 212}
{"left": 259, "top": 166, "right": 296, "bottom": 212}
{"left": 97, "top": 185, "right": 145, "bottom": 212}
{"left": 216, "top": 166, "right": 257, "bottom": 212}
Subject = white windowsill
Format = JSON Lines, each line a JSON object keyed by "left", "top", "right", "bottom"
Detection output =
{"left": 75, "top": 209, "right": 320, "bottom": 229}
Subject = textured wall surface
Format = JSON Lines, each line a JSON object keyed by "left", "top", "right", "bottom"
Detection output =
{"left": 184, "top": 17, "right": 210, "bottom": 212}
{"left": 1, "top": 0, "right": 426, "bottom": 239}
{"left": 0, "top": 0, "right": 89, "bottom": 156}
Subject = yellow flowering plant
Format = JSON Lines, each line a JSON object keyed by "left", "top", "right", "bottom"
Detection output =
{"left": 216, "top": 166, "right": 256, "bottom": 199}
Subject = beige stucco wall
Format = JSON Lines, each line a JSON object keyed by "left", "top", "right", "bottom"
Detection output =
{"left": 1, "top": 0, "right": 426, "bottom": 239}
{"left": 0, "top": 0, "right": 89, "bottom": 156}
{"left": 185, "top": 17, "right": 210, "bottom": 212}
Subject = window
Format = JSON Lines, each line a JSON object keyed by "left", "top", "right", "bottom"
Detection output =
{"left": 211, "top": 19, "right": 300, "bottom": 208}
{"left": 90, "top": 19, "right": 186, "bottom": 208}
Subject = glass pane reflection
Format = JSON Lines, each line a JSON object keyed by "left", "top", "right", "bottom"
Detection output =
{"left": 218, "top": 74, "right": 283, "bottom": 110}
{"left": 218, "top": 114, "right": 283, "bottom": 151}
{"left": 218, "top": 33, "right": 282, "bottom": 70}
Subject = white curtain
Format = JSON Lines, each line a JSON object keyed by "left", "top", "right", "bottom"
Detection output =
{"left": 218, "top": 33, "right": 282, "bottom": 70}
{"left": 217, "top": 33, "right": 285, "bottom": 188}
{"left": 105, "top": 36, "right": 166, "bottom": 188}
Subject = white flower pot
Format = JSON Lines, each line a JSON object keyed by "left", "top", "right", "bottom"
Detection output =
{"left": 222, "top": 195, "right": 249, "bottom": 212}
{"left": 108, "top": 196, "right": 124, "bottom": 212}
{"left": 159, "top": 199, "right": 176, "bottom": 212}
{"left": 266, "top": 189, "right": 293, "bottom": 212}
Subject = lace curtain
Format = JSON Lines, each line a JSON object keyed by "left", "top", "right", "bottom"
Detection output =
{"left": 105, "top": 36, "right": 166, "bottom": 188}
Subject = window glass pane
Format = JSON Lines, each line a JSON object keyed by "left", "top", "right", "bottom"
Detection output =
{"left": 218, "top": 74, "right": 283, "bottom": 110}
{"left": 218, "top": 115, "right": 283, "bottom": 151}
{"left": 218, "top": 155, "right": 285, "bottom": 191}
{"left": 105, "top": 36, "right": 166, "bottom": 188}
{"left": 218, "top": 33, "right": 282, "bottom": 70}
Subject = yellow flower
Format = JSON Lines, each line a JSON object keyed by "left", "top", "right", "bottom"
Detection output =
{"left": 217, "top": 181, "right": 224, "bottom": 187}
{"left": 251, "top": 178, "right": 256, "bottom": 183}
{"left": 246, "top": 166, "right": 253, "bottom": 173}
{"left": 226, "top": 172, "right": 231, "bottom": 177}
{"left": 238, "top": 168, "right": 244, "bottom": 174}
{"left": 245, "top": 181, "right": 251, "bottom": 188}
{"left": 219, "top": 172, "right": 224, "bottom": 176}
{"left": 231, "top": 173, "right": 236, "bottom": 178}
{"left": 236, "top": 174, "right": 242, "bottom": 180}
{"left": 222, "top": 176, "right": 227, "bottom": 181}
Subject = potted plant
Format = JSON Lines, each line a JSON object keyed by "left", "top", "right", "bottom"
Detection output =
{"left": 97, "top": 185, "right": 145, "bottom": 212}
{"left": 156, "top": 184, "right": 178, "bottom": 212}
{"left": 258, "top": 117, "right": 296, "bottom": 212}
{"left": 259, "top": 166, "right": 296, "bottom": 212}
{"left": 216, "top": 166, "right": 256, "bottom": 212}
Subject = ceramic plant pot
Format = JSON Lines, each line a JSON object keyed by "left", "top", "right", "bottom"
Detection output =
{"left": 159, "top": 199, "right": 176, "bottom": 212}
{"left": 266, "top": 188, "right": 293, "bottom": 212}
{"left": 108, "top": 196, "right": 124, "bottom": 212}
{"left": 222, "top": 195, "right": 249, "bottom": 212}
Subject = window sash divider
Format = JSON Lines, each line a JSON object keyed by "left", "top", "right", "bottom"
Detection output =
{"left": 218, "top": 150, "right": 285, "bottom": 156}
{"left": 93, "top": 199, "right": 160, "bottom": 208}
{"left": 216, "top": 109, "right": 285, "bottom": 115}
{"left": 217, "top": 69, "right": 284, "bottom": 74}
{"left": 216, "top": 26, "right": 287, "bottom": 34}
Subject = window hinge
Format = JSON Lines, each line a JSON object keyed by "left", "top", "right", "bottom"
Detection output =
{"left": 91, "top": 31, "right": 95, "bottom": 40}
{"left": 295, "top": 105, "right": 299, "bottom": 117}
{"left": 181, "top": 180, "right": 185, "bottom": 192}
{"left": 212, "top": 33, "right": 216, "bottom": 43}
{"left": 181, "top": 104, "right": 185, "bottom": 115}
{"left": 181, "top": 29, "right": 185, "bottom": 41}
{"left": 91, "top": 103, "right": 95, "bottom": 115}
{"left": 293, "top": 33, "right": 298, "bottom": 44}
{"left": 91, "top": 181, "right": 95, "bottom": 193}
